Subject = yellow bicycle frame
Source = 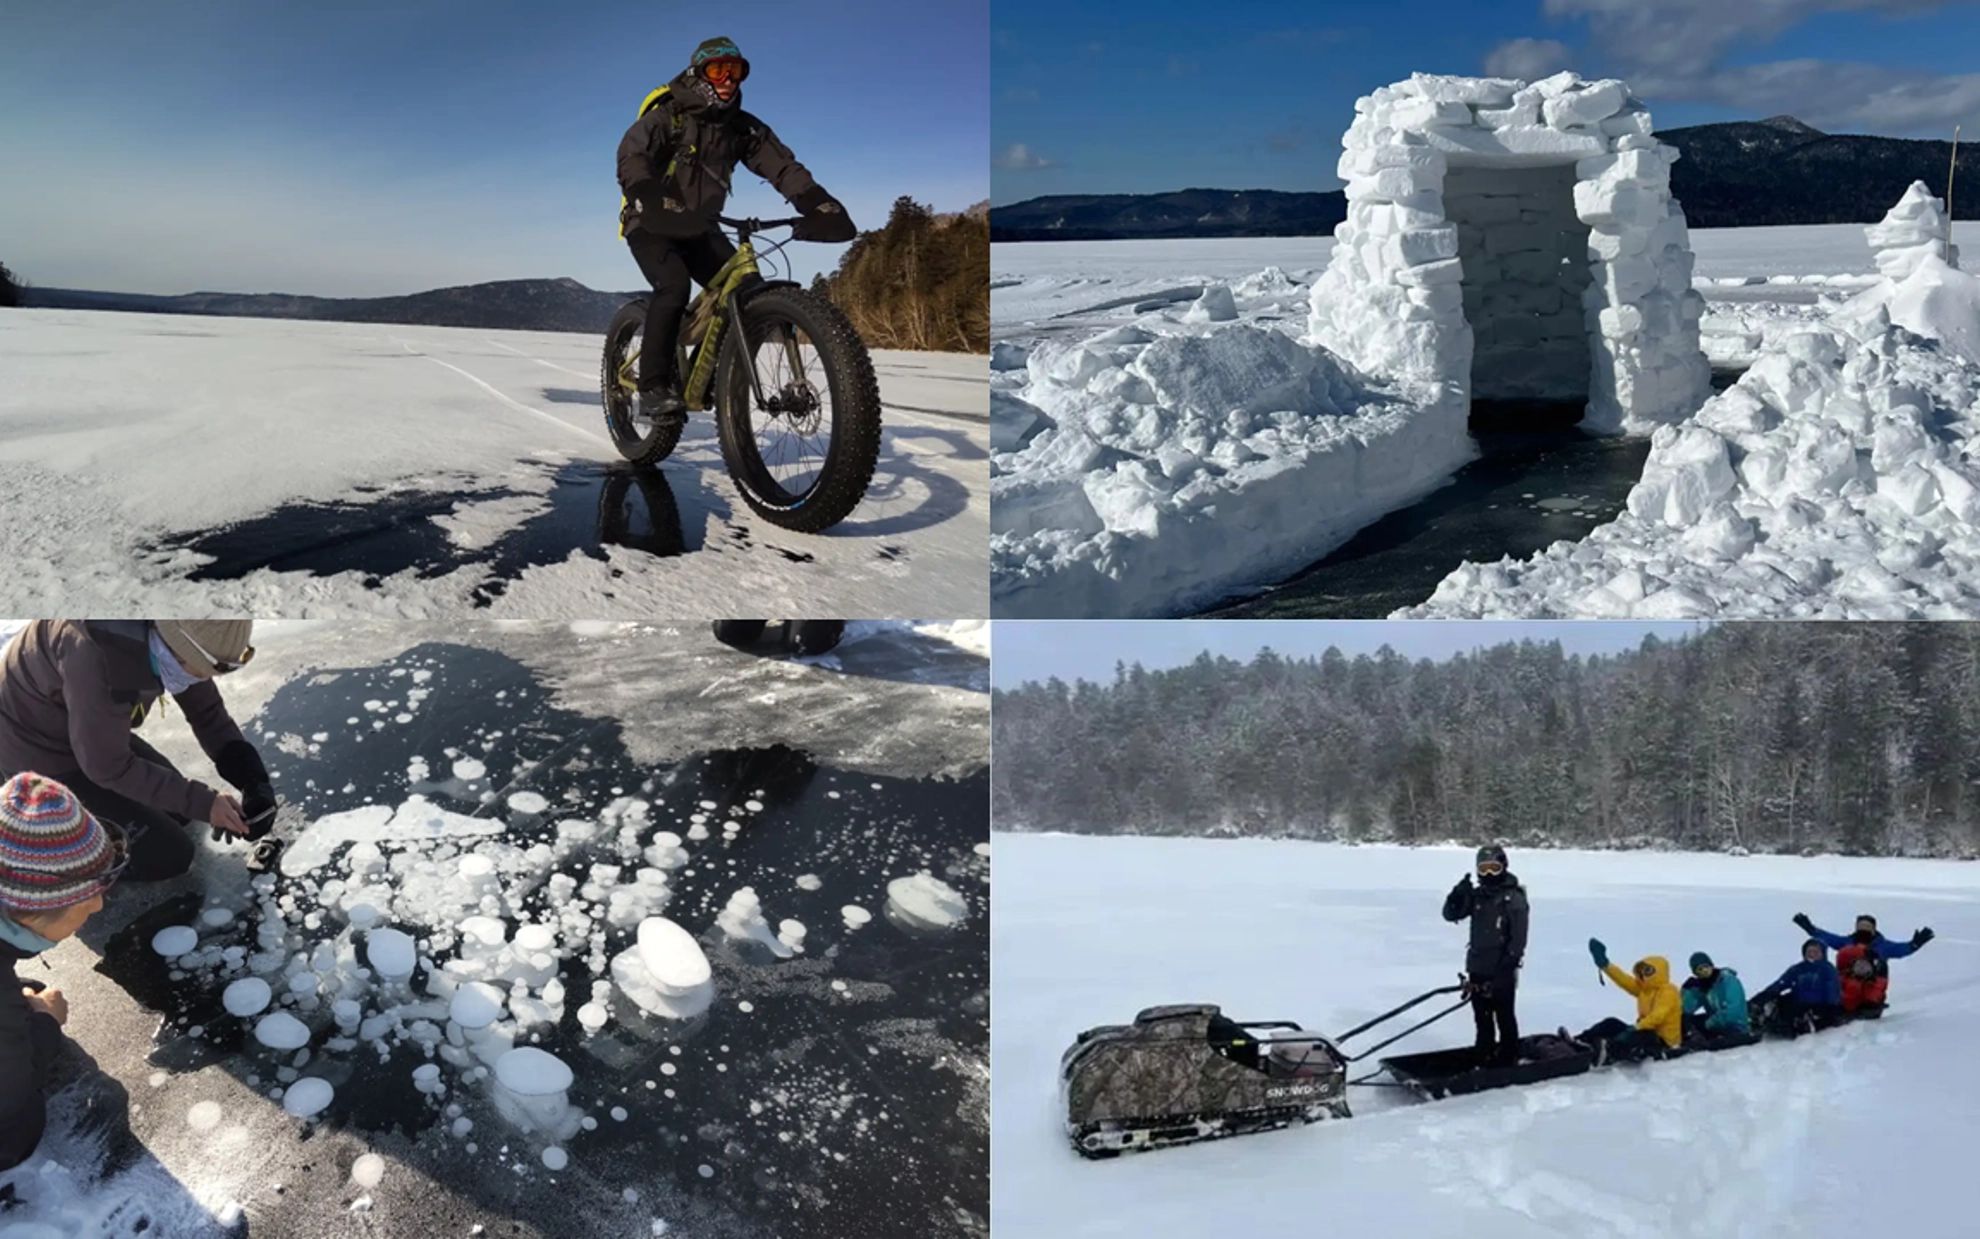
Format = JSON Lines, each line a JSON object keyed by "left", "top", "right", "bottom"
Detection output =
{"left": 615, "top": 243, "right": 763, "bottom": 413}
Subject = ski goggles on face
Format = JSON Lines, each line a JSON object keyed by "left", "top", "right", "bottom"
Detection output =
{"left": 1476, "top": 860, "right": 1504, "bottom": 875}
{"left": 700, "top": 58, "right": 746, "bottom": 85}
{"left": 1634, "top": 962, "right": 1656, "bottom": 979}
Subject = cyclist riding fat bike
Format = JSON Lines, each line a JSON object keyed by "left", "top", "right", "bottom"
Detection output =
{"left": 616, "top": 36, "right": 857, "bottom": 426}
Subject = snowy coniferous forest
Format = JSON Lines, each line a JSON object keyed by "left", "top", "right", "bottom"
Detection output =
{"left": 992, "top": 625, "right": 1980, "bottom": 858}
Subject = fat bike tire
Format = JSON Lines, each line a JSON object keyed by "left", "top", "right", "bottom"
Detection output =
{"left": 601, "top": 298, "right": 685, "bottom": 468}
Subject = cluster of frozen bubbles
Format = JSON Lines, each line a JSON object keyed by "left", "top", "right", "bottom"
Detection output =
{"left": 147, "top": 779, "right": 976, "bottom": 1182}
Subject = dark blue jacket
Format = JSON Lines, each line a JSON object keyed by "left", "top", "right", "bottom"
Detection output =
{"left": 1764, "top": 956, "right": 1842, "bottom": 1007}
{"left": 1804, "top": 924, "right": 1919, "bottom": 961}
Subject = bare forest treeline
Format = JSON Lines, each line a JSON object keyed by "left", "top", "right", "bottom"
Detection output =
{"left": 812, "top": 197, "right": 987, "bottom": 353}
{"left": 0, "top": 261, "right": 21, "bottom": 308}
{"left": 992, "top": 625, "right": 1980, "bottom": 859}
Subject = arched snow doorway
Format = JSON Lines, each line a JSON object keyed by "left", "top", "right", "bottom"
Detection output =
{"left": 1308, "top": 72, "right": 1711, "bottom": 434}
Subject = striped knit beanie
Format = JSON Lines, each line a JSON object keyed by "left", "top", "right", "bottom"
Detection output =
{"left": 0, "top": 772, "right": 118, "bottom": 914}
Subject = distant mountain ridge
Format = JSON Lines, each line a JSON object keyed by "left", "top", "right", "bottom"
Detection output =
{"left": 22, "top": 276, "right": 641, "bottom": 334}
{"left": 990, "top": 116, "right": 1978, "bottom": 240}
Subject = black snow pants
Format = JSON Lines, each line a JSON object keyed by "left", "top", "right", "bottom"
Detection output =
{"left": 1580, "top": 1016, "right": 1667, "bottom": 1063}
{"left": 42, "top": 737, "right": 197, "bottom": 883}
{"left": 1470, "top": 975, "right": 1519, "bottom": 1065}
{"left": 627, "top": 227, "right": 738, "bottom": 392}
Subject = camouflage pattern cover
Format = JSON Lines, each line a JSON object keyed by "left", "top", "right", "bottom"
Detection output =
{"left": 1061, "top": 1004, "right": 1346, "bottom": 1128}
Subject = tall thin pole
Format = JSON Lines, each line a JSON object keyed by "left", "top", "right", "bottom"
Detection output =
{"left": 1950, "top": 125, "right": 1962, "bottom": 249}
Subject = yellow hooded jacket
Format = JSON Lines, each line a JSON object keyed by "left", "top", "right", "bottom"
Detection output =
{"left": 1602, "top": 955, "right": 1683, "bottom": 1047}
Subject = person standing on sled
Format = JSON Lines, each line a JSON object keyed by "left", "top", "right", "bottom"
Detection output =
{"left": 1679, "top": 951, "right": 1751, "bottom": 1049}
{"left": 1572, "top": 941, "right": 1682, "bottom": 1065}
{"left": 1748, "top": 938, "right": 1843, "bottom": 1036}
{"left": 1442, "top": 844, "right": 1528, "bottom": 1066}
{"left": 1794, "top": 912, "right": 1930, "bottom": 1018}
{"left": 616, "top": 36, "right": 857, "bottom": 426}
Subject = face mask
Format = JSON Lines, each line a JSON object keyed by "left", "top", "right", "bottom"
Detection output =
{"left": 1853, "top": 929, "right": 1875, "bottom": 944}
{"left": 149, "top": 628, "right": 200, "bottom": 695}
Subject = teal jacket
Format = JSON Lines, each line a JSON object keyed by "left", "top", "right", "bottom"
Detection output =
{"left": 1681, "top": 967, "right": 1750, "bottom": 1033}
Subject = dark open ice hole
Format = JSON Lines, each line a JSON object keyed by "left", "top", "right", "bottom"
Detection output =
{"left": 96, "top": 642, "right": 987, "bottom": 1239}
{"left": 153, "top": 462, "right": 717, "bottom": 603}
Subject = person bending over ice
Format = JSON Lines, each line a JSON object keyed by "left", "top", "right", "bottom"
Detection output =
{"left": 0, "top": 621, "right": 276, "bottom": 882}
{"left": 1747, "top": 938, "right": 1843, "bottom": 1037}
{"left": 1441, "top": 844, "right": 1527, "bottom": 1066}
{"left": 1569, "top": 940, "right": 1682, "bottom": 1065}
{"left": 1679, "top": 951, "right": 1752, "bottom": 1049}
{"left": 1, "top": 773, "right": 123, "bottom": 1171}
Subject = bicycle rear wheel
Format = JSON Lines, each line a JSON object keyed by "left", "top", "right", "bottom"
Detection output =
{"left": 600, "top": 298, "right": 685, "bottom": 467}
{"left": 714, "top": 287, "right": 881, "bottom": 532}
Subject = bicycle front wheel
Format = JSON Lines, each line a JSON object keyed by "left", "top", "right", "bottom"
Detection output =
{"left": 714, "top": 287, "right": 881, "bottom": 532}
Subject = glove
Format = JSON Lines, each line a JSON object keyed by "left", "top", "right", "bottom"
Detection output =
{"left": 627, "top": 180, "right": 705, "bottom": 239}
{"left": 1792, "top": 912, "right": 1813, "bottom": 931}
{"left": 791, "top": 186, "right": 856, "bottom": 242}
{"left": 1588, "top": 938, "right": 1608, "bottom": 969}
{"left": 241, "top": 782, "right": 278, "bottom": 841}
{"left": 1912, "top": 927, "right": 1935, "bottom": 948}
{"left": 1454, "top": 874, "right": 1473, "bottom": 891}
{"left": 1465, "top": 974, "right": 1490, "bottom": 998}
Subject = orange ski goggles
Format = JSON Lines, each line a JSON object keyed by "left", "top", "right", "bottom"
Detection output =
{"left": 700, "top": 58, "right": 746, "bottom": 86}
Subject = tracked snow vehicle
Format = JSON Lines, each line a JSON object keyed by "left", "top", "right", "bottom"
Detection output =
{"left": 1061, "top": 985, "right": 1471, "bottom": 1157}
{"left": 1059, "top": 1004, "right": 1352, "bottom": 1157}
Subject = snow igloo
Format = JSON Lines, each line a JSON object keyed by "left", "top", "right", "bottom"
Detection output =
{"left": 1309, "top": 72, "right": 1711, "bottom": 434}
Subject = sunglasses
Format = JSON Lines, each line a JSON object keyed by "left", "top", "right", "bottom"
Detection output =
{"left": 701, "top": 59, "right": 745, "bottom": 85}
{"left": 168, "top": 624, "right": 255, "bottom": 674}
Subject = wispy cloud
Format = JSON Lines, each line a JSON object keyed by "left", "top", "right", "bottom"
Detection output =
{"left": 1483, "top": 36, "right": 1571, "bottom": 81}
{"left": 995, "top": 143, "right": 1057, "bottom": 170}
{"left": 1526, "top": 0, "right": 1977, "bottom": 135}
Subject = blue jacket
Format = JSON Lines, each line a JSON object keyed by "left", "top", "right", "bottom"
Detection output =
{"left": 1681, "top": 967, "right": 1750, "bottom": 1032}
{"left": 1805, "top": 924, "right": 1918, "bottom": 961}
{"left": 1765, "top": 957, "right": 1841, "bottom": 1007}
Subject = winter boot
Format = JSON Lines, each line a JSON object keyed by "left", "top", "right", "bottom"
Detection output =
{"left": 636, "top": 383, "right": 686, "bottom": 425}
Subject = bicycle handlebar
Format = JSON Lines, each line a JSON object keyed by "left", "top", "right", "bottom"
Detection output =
{"left": 717, "top": 214, "right": 806, "bottom": 231}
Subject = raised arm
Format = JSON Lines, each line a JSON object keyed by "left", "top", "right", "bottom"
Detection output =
{"left": 1441, "top": 878, "right": 1473, "bottom": 923}
{"left": 1602, "top": 962, "right": 1642, "bottom": 996}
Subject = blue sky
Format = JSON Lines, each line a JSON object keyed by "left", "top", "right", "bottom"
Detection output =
{"left": 992, "top": 0, "right": 1980, "bottom": 203}
{"left": 0, "top": 0, "right": 986, "bottom": 296}
{"left": 991, "top": 621, "right": 1708, "bottom": 688}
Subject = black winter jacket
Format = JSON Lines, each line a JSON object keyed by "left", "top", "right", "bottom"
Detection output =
{"left": 1, "top": 938, "right": 61, "bottom": 1170}
{"left": 1443, "top": 873, "right": 1529, "bottom": 980}
{"left": 617, "top": 70, "right": 820, "bottom": 237}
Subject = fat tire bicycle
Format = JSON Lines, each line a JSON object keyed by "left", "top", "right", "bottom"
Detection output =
{"left": 600, "top": 215, "right": 882, "bottom": 533}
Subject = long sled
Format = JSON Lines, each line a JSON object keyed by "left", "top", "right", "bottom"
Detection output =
{"left": 1062, "top": 985, "right": 1886, "bottom": 1158}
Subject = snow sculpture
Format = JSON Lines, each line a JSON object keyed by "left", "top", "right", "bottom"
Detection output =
{"left": 1308, "top": 72, "right": 1711, "bottom": 434}
{"left": 1867, "top": 181, "right": 1959, "bottom": 281}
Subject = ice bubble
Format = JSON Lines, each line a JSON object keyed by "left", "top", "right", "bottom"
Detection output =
{"left": 187, "top": 1100, "right": 224, "bottom": 1131}
{"left": 223, "top": 978, "right": 273, "bottom": 1018}
{"left": 366, "top": 928, "right": 416, "bottom": 978}
{"left": 611, "top": 1106, "right": 628, "bottom": 1121}
{"left": 459, "top": 854, "right": 495, "bottom": 880}
{"left": 885, "top": 872, "right": 967, "bottom": 930}
{"left": 283, "top": 1078, "right": 334, "bottom": 1119}
{"left": 450, "top": 981, "right": 506, "bottom": 1030}
{"left": 577, "top": 1002, "right": 609, "bottom": 1032}
{"left": 637, "top": 918, "right": 711, "bottom": 992}
{"left": 495, "top": 1047, "right": 574, "bottom": 1097}
{"left": 287, "top": 973, "right": 320, "bottom": 998}
{"left": 452, "top": 758, "right": 487, "bottom": 781}
{"left": 795, "top": 874, "right": 823, "bottom": 891}
{"left": 841, "top": 905, "right": 872, "bottom": 929}
{"left": 508, "top": 791, "right": 549, "bottom": 815}
{"left": 254, "top": 1012, "right": 312, "bottom": 1051}
{"left": 151, "top": 925, "right": 198, "bottom": 957}
{"left": 541, "top": 1146, "right": 569, "bottom": 1171}
{"left": 351, "top": 1152, "right": 387, "bottom": 1188}
{"left": 743, "top": 800, "right": 764, "bottom": 813}
{"left": 200, "top": 907, "right": 236, "bottom": 928}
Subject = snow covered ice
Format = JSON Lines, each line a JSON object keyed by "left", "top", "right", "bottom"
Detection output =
{"left": 0, "top": 319, "right": 989, "bottom": 617}
{"left": 992, "top": 831, "right": 1979, "bottom": 1239}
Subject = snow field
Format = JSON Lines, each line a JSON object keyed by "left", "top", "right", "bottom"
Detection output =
{"left": 992, "top": 832, "right": 1980, "bottom": 1239}
{"left": 0, "top": 315, "right": 989, "bottom": 617}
